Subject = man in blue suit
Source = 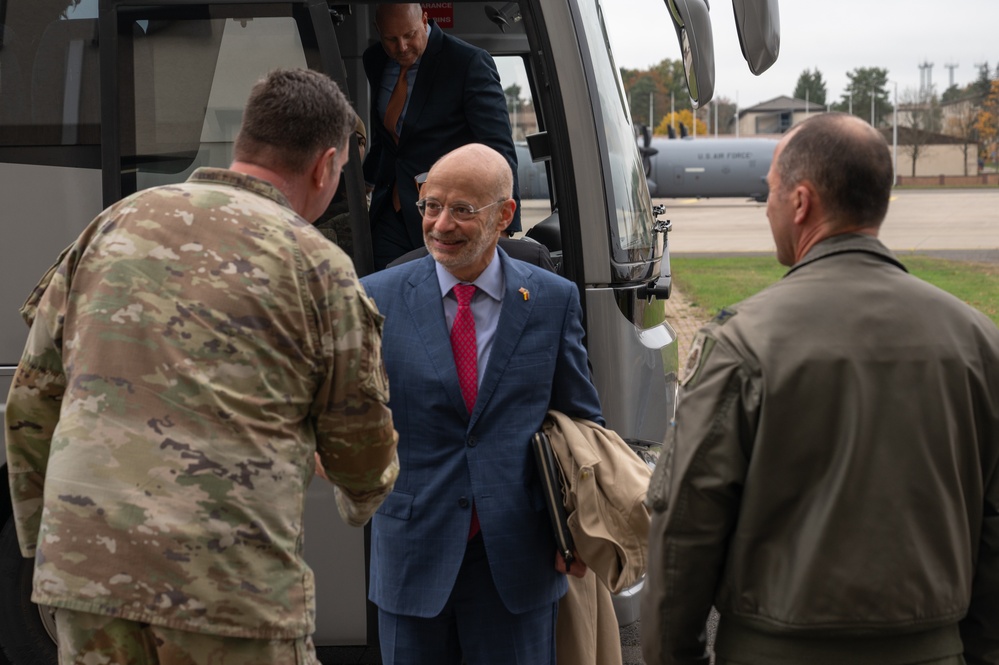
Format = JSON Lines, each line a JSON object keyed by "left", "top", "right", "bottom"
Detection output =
{"left": 363, "top": 3, "right": 521, "bottom": 269}
{"left": 361, "top": 144, "right": 602, "bottom": 664}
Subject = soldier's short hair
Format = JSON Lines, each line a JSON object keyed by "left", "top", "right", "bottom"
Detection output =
{"left": 776, "top": 112, "right": 893, "bottom": 229}
{"left": 235, "top": 68, "right": 354, "bottom": 174}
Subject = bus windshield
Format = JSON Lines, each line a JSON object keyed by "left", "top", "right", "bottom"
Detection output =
{"left": 577, "top": 0, "right": 657, "bottom": 268}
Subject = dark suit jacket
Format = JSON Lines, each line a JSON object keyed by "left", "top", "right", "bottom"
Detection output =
{"left": 360, "top": 248, "right": 603, "bottom": 617}
{"left": 362, "top": 21, "right": 521, "bottom": 246}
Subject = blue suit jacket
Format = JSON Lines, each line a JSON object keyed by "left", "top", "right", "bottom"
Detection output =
{"left": 361, "top": 249, "right": 603, "bottom": 617}
{"left": 362, "top": 21, "right": 522, "bottom": 240}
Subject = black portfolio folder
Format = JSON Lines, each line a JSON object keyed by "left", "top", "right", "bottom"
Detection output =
{"left": 531, "top": 430, "right": 575, "bottom": 570}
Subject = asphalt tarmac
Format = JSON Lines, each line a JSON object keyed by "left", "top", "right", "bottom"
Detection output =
{"left": 657, "top": 187, "right": 999, "bottom": 261}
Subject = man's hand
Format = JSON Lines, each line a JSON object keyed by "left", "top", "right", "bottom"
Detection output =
{"left": 314, "top": 452, "right": 329, "bottom": 481}
{"left": 554, "top": 550, "right": 587, "bottom": 578}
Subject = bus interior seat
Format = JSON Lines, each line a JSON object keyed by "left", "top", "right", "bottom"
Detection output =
{"left": 526, "top": 210, "right": 561, "bottom": 251}
{"left": 525, "top": 209, "right": 562, "bottom": 274}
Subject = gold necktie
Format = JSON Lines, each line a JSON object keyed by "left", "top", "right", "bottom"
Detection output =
{"left": 383, "top": 65, "right": 410, "bottom": 143}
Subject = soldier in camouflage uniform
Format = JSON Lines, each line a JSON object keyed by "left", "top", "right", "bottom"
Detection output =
{"left": 4, "top": 68, "right": 399, "bottom": 664}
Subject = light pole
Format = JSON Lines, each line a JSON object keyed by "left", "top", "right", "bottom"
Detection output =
{"left": 892, "top": 81, "right": 898, "bottom": 185}
{"left": 735, "top": 91, "right": 739, "bottom": 137}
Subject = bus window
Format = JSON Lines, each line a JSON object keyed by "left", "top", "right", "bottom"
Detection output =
{"left": 0, "top": 0, "right": 101, "bottom": 157}
{"left": 495, "top": 55, "right": 551, "bottom": 211}
{"left": 0, "top": 1, "right": 106, "bottom": 372}
{"left": 127, "top": 16, "right": 308, "bottom": 191}
{"left": 495, "top": 56, "right": 540, "bottom": 144}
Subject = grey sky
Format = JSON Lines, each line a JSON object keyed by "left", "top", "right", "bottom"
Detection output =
{"left": 602, "top": 0, "right": 999, "bottom": 110}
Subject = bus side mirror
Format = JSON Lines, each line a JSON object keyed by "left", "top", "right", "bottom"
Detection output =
{"left": 663, "top": 0, "right": 715, "bottom": 108}
{"left": 732, "top": 0, "right": 780, "bottom": 75}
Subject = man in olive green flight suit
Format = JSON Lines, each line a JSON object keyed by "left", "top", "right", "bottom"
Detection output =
{"left": 642, "top": 113, "right": 999, "bottom": 665}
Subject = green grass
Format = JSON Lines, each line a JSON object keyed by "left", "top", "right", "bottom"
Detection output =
{"left": 671, "top": 256, "right": 786, "bottom": 314}
{"left": 672, "top": 255, "right": 999, "bottom": 327}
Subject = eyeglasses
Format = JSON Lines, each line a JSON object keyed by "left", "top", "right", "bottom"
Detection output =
{"left": 416, "top": 198, "right": 504, "bottom": 222}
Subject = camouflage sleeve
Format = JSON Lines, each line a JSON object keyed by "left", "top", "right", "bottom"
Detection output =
{"left": 6, "top": 209, "right": 119, "bottom": 554}
{"left": 18, "top": 243, "right": 72, "bottom": 327}
{"left": 19, "top": 209, "right": 109, "bottom": 328}
{"left": 308, "top": 250, "right": 398, "bottom": 527}
{"left": 4, "top": 271, "right": 69, "bottom": 557}
{"left": 332, "top": 454, "right": 399, "bottom": 527}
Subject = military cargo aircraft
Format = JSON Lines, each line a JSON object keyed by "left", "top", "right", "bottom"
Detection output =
{"left": 518, "top": 133, "right": 778, "bottom": 201}
{"left": 644, "top": 134, "right": 777, "bottom": 200}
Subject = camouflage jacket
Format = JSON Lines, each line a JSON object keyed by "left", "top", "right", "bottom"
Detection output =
{"left": 4, "top": 168, "right": 398, "bottom": 638}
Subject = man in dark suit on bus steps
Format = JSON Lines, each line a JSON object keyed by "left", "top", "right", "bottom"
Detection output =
{"left": 363, "top": 3, "right": 521, "bottom": 269}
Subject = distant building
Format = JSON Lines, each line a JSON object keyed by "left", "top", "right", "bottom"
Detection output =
{"left": 938, "top": 94, "right": 980, "bottom": 140}
{"left": 734, "top": 96, "right": 978, "bottom": 177}
{"left": 881, "top": 126, "right": 977, "bottom": 177}
{"left": 735, "top": 96, "right": 826, "bottom": 136}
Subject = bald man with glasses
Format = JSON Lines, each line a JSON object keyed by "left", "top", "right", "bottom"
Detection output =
{"left": 360, "top": 144, "right": 602, "bottom": 664}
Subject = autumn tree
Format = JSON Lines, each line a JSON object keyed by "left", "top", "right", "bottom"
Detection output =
{"left": 833, "top": 67, "right": 892, "bottom": 126}
{"left": 975, "top": 79, "right": 999, "bottom": 172}
{"left": 655, "top": 110, "right": 707, "bottom": 136}
{"left": 623, "top": 72, "right": 659, "bottom": 127}
{"left": 621, "top": 58, "right": 692, "bottom": 129}
{"left": 793, "top": 69, "right": 827, "bottom": 106}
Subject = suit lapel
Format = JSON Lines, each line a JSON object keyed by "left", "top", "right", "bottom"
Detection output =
{"left": 471, "top": 252, "right": 536, "bottom": 427}
{"left": 366, "top": 48, "right": 396, "bottom": 150}
{"left": 403, "top": 256, "right": 469, "bottom": 417}
{"left": 400, "top": 21, "right": 443, "bottom": 145}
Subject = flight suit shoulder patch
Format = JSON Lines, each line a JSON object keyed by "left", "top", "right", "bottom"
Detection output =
{"left": 712, "top": 306, "right": 738, "bottom": 325}
{"left": 681, "top": 332, "right": 715, "bottom": 387}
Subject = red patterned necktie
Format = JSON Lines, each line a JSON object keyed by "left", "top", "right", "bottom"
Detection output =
{"left": 450, "top": 283, "right": 480, "bottom": 539}
{"left": 451, "top": 284, "right": 478, "bottom": 412}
